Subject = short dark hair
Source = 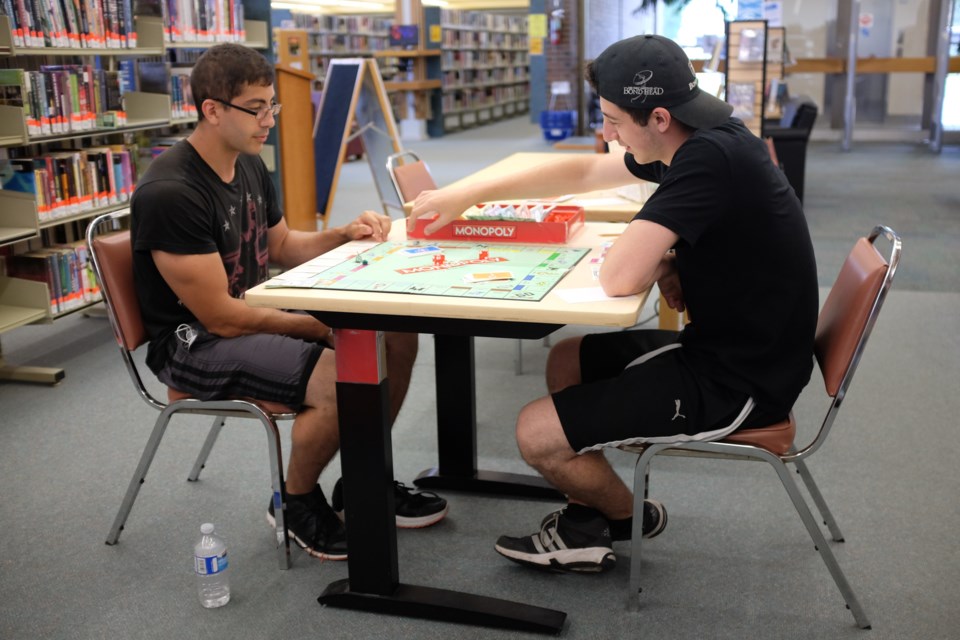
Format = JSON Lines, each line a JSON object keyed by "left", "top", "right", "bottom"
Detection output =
{"left": 585, "top": 60, "right": 653, "bottom": 127}
{"left": 191, "top": 44, "right": 275, "bottom": 121}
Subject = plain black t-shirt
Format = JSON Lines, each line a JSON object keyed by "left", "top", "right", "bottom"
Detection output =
{"left": 625, "top": 118, "right": 818, "bottom": 419}
{"left": 130, "top": 140, "right": 283, "bottom": 373}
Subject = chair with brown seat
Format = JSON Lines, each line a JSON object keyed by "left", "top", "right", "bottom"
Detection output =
{"left": 86, "top": 210, "right": 295, "bottom": 569}
{"left": 620, "top": 225, "right": 901, "bottom": 629}
{"left": 386, "top": 150, "right": 437, "bottom": 211}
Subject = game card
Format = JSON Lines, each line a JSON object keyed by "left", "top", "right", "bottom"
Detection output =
{"left": 400, "top": 245, "right": 441, "bottom": 258}
{"left": 464, "top": 271, "right": 514, "bottom": 283}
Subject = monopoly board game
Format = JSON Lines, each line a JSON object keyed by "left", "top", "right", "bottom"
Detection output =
{"left": 266, "top": 240, "right": 590, "bottom": 302}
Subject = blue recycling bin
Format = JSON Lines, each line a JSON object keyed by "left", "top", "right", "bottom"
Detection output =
{"left": 539, "top": 110, "right": 576, "bottom": 142}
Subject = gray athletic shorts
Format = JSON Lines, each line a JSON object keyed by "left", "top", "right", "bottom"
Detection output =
{"left": 552, "top": 330, "right": 758, "bottom": 454}
{"left": 156, "top": 322, "right": 324, "bottom": 408}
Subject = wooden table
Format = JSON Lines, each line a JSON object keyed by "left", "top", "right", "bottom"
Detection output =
{"left": 245, "top": 221, "right": 646, "bottom": 634}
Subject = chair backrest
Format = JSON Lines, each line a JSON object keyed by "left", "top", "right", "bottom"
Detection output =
{"left": 386, "top": 150, "right": 437, "bottom": 204}
{"left": 88, "top": 216, "right": 145, "bottom": 352}
{"left": 815, "top": 226, "right": 901, "bottom": 401}
{"left": 86, "top": 210, "right": 168, "bottom": 410}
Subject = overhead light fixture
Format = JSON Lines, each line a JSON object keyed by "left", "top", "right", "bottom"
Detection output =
{"left": 421, "top": 0, "right": 449, "bottom": 6}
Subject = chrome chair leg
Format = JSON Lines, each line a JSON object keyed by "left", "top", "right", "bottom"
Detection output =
{"left": 187, "top": 417, "right": 226, "bottom": 482}
{"left": 793, "top": 458, "right": 845, "bottom": 542}
{"left": 628, "top": 444, "right": 667, "bottom": 606}
{"left": 769, "top": 453, "right": 871, "bottom": 628}
{"left": 106, "top": 406, "right": 177, "bottom": 545}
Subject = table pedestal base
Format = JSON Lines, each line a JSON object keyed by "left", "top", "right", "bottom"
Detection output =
{"left": 415, "top": 467, "right": 565, "bottom": 501}
{"left": 319, "top": 579, "right": 567, "bottom": 635}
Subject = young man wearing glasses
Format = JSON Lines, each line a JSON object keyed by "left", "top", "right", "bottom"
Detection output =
{"left": 130, "top": 44, "right": 447, "bottom": 562}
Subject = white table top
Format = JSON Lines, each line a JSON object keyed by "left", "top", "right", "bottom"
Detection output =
{"left": 245, "top": 221, "right": 647, "bottom": 329}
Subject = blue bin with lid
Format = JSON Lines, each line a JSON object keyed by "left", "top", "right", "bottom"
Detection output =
{"left": 539, "top": 110, "right": 576, "bottom": 141}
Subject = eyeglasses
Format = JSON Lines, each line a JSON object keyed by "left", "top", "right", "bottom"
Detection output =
{"left": 213, "top": 98, "right": 282, "bottom": 122}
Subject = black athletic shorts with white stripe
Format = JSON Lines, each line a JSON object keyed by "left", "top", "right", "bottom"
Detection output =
{"left": 552, "top": 329, "right": 763, "bottom": 454}
{"left": 155, "top": 322, "right": 324, "bottom": 408}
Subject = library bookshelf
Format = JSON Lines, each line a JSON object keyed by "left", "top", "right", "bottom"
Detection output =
{"left": 0, "top": 1, "right": 271, "bottom": 384}
{"left": 284, "top": 13, "right": 394, "bottom": 92}
{"left": 426, "top": 8, "right": 530, "bottom": 135}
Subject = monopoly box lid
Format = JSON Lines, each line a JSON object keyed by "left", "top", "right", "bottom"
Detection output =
{"left": 408, "top": 204, "right": 585, "bottom": 244}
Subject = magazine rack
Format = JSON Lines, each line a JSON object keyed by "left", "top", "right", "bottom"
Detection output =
{"left": 724, "top": 20, "right": 770, "bottom": 136}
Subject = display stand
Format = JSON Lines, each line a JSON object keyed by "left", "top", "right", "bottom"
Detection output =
{"left": 312, "top": 58, "right": 403, "bottom": 226}
{"left": 763, "top": 26, "right": 787, "bottom": 123}
{"left": 724, "top": 20, "right": 769, "bottom": 136}
{"left": 276, "top": 64, "right": 319, "bottom": 231}
{"left": 276, "top": 29, "right": 310, "bottom": 71}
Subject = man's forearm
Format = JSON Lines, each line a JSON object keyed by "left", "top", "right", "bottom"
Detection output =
{"left": 207, "top": 297, "right": 328, "bottom": 341}
{"left": 274, "top": 227, "right": 350, "bottom": 268}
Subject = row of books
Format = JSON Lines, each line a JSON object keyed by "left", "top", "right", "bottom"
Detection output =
{"left": 169, "top": 69, "right": 195, "bottom": 119}
{"left": 290, "top": 14, "right": 391, "bottom": 35}
{"left": 308, "top": 33, "right": 391, "bottom": 55}
{"left": 1, "top": 145, "right": 138, "bottom": 221}
{"left": 4, "top": 241, "right": 101, "bottom": 314}
{"left": 440, "top": 49, "right": 529, "bottom": 72}
{"left": 441, "top": 83, "right": 529, "bottom": 112}
{"left": 0, "top": 67, "right": 126, "bottom": 138}
{"left": 164, "top": 0, "right": 245, "bottom": 43}
{"left": 442, "top": 67, "right": 529, "bottom": 88}
{"left": 439, "top": 30, "right": 528, "bottom": 50}
{"left": 0, "top": 0, "right": 137, "bottom": 49}
{"left": 438, "top": 10, "right": 527, "bottom": 34}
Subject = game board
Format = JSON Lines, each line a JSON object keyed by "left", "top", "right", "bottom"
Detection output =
{"left": 266, "top": 240, "right": 590, "bottom": 302}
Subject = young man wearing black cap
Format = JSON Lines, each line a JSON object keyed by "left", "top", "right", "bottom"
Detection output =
{"left": 409, "top": 34, "right": 817, "bottom": 573}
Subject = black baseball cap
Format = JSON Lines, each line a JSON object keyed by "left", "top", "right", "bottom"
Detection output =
{"left": 593, "top": 34, "right": 732, "bottom": 130}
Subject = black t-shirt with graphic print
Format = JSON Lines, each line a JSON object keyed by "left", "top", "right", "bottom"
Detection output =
{"left": 625, "top": 118, "right": 818, "bottom": 419}
{"left": 131, "top": 140, "right": 283, "bottom": 373}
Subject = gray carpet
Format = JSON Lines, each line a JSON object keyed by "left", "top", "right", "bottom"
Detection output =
{"left": 1, "top": 117, "right": 958, "bottom": 639}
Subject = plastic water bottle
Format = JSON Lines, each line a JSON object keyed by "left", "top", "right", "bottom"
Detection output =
{"left": 194, "top": 523, "right": 230, "bottom": 608}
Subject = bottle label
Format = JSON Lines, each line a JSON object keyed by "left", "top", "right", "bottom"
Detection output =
{"left": 194, "top": 551, "right": 228, "bottom": 576}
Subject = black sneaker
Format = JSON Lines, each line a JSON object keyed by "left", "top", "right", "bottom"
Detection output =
{"left": 266, "top": 485, "right": 348, "bottom": 561}
{"left": 641, "top": 499, "right": 668, "bottom": 539}
{"left": 494, "top": 508, "right": 615, "bottom": 573}
{"left": 332, "top": 478, "right": 448, "bottom": 529}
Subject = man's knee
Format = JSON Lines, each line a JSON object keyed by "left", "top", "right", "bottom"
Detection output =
{"left": 546, "top": 336, "right": 583, "bottom": 393}
{"left": 516, "top": 397, "right": 570, "bottom": 466}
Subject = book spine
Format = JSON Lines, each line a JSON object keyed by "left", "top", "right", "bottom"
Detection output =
{"left": 46, "top": 0, "right": 66, "bottom": 47}
{"left": 42, "top": 251, "right": 64, "bottom": 313}
{"left": 58, "top": 0, "right": 80, "bottom": 47}
{"left": 74, "top": 0, "right": 88, "bottom": 47}
{"left": 120, "top": 147, "right": 134, "bottom": 197}
{"left": 25, "top": 0, "right": 42, "bottom": 47}
{"left": 34, "top": 166, "right": 50, "bottom": 221}
{"left": 19, "top": 70, "right": 40, "bottom": 136}
{"left": 67, "top": 70, "right": 82, "bottom": 130}
{"left": 36, "top": 72, "right": 54, "bottom": 135}
{"left": 4, "top": 0, "right": 24, "bottom": 47}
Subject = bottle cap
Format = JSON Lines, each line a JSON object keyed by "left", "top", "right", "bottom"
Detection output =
{"left": 201, "top": 523, "right": 214, "bottom": 534}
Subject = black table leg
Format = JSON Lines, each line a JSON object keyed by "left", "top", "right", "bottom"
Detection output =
{"left": 413, "top": 334, "right": 564, "bottom": 501}
{"left": 322, "top": 329, "right": 567, "bottom": 634}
